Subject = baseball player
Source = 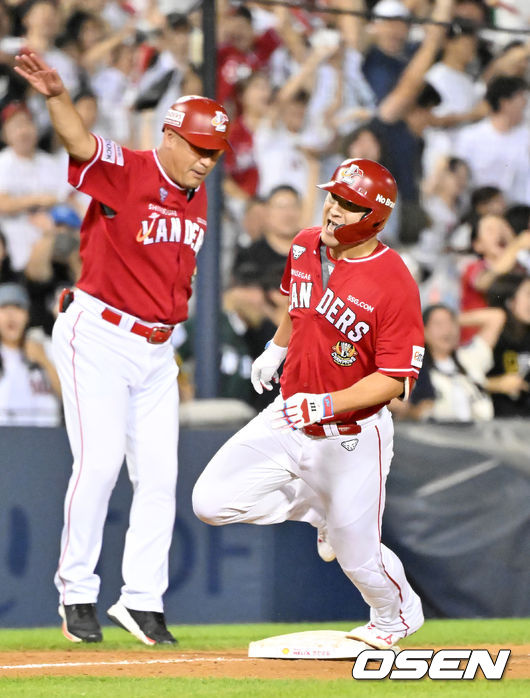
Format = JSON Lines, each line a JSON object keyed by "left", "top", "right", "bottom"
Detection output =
{"left": 14, "top": 51, "right": 231, "bottom": 644}
{"left": 193, "top": 159, "right": 425, "bottom": 648}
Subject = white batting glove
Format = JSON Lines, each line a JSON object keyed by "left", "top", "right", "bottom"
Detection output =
{"left": 251, "top": 340, "right": 288, "bottom": 394}
{"left": 272, "top": 392, "right": 335, "bottom": 430}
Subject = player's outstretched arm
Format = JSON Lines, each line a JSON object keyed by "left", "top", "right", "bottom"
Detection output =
{"left": 14, "top": 51, "right": 96, "bottom": 162}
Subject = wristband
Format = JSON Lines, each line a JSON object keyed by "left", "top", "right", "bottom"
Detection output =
{"left": 265, "top": 339, "right": 288, "bottom": 362}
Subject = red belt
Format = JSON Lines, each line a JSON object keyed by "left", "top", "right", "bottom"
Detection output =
{"left": 101, "top": 308, "right": 174, "bottom": 344}
{"left": 302, "top": 423, "right": 362, "bottom": 438}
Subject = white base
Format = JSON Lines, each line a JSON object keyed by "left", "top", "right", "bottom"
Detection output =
{"left": 248, "top": 630, "right": 375, "bottom": 659}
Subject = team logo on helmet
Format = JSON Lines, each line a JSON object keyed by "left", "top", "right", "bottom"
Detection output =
{"left": 211, "top": 111, "right": 229, "bottom": 132}
{"left": 337, "top": 163, "right": 364, "bottom": 185}
{"left": 331, "top": 340, "right": 358, "bottom": 367}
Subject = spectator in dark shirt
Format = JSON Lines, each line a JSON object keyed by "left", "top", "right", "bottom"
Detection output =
{"left": 487, "top": 273, "right": 530, "bottom": 417}
{"left": 233, "top": 184, "right": 302, "bottom": 311}
{"left": 0, "top": 228, "right": 18, "bottom": 283}
{"left": 366, "top": 0, "right": 452, "bottom": 242}
{"left": 362, "top": 0, "right": 416, "bottom": 103}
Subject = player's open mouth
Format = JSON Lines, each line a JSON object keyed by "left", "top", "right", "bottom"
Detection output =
{"left": 325, "top": 219, "right": 340, "bottom": 235}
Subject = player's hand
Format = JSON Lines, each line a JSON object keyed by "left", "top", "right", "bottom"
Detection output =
{"left": 272, "top": 392, "right": 335, "bottom": 430}
{"left": 250, "top": 340, "right": 288, "bottom": 394}
{"left": 14, "top": 50, "right": 65, "bottom": 98}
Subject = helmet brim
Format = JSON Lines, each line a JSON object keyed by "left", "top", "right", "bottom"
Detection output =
{"left": 317, "top": 181, "right": 370, "bottom": 209}
{"left": 164, "top": 124, "right": 232, "bottom": 151}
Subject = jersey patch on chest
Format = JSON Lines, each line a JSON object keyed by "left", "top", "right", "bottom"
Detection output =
{"left": 331, "top": 340, "right": 358, "bottom": 366}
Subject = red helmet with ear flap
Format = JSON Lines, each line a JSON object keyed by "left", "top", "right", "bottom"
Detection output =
{"left": 317, "top": 158, "right": 397, "bottom": 245}
{"left": 162, "top": 95, "right": 232, "bottom": 151}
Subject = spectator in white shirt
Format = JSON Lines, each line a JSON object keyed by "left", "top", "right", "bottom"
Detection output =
{"left": 0, "top": 102, "right": 68, "bottom": 271}
{"left": 423, "top": 17, "right": 486, "bottom": 176}
{"left": 394, "top": 304, "right": 506, "bottom": 423}
{"left": 0, "top": 282, "right": 61, "bottom": 426}
{"left": 455, "top": 76, "right": 530, "bottom": 205}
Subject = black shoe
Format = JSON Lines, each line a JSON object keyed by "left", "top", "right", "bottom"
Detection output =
{"left": 107, "top": 601, "right": 177, "bottom": 645}
{"left": 59, "top": 603, "right": 103, "bottom": 643}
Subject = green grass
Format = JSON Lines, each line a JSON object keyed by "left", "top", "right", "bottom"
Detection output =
{"left": 0, "top": 677, "right": 528, "bottom": 698}
{"left": 0, "top": 619, "right": 527, "bottom": 697}
{"left": 0, "top": 617, "right": 528, "bottom": 651}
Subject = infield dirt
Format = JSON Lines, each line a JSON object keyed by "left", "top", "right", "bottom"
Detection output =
{"left": 1, "top": 645, "right": 528, "bottom": 680}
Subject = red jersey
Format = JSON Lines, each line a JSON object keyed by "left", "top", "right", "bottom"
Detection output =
{"left": 217, "top": 29, "right": 281, "bottom": 106}
{"left": 69, "top": 135, "right": 207, "bottom": 324}
{"left": 280, "top": 228, "right": 424, "bottom": 421}
{"left": 223, "top": 117, "right": 259, "bottom": 196}
{"left": 460, "top": 258, "right": 488, "bottom": 344}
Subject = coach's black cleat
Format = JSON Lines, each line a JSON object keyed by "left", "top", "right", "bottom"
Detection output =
{"left": 107, "top": 601, "right": 177, "bottom": 646}
{"left": 59, "top": 603, "right": 103, "bottom": 643}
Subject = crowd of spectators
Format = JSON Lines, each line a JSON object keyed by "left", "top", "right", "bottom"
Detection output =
{"left": 0, "top": 0, "right": 530, "bottom": 425}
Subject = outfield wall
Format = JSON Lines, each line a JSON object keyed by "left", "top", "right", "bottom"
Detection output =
{"left": 0, "top": 419, "right": 529, "bottom": 628}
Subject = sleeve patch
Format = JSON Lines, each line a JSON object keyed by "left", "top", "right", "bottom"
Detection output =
{"left": 411, "top": 345, "right": 425, "bottom": 369}
{"left": 101, "top": 139, "right": 124, "bottom": 166}
{"left": 116, "top": 145, "right": 124, "bottom": 167}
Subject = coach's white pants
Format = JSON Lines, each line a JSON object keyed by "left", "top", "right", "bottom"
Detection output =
{"left": 193, "top": 395, "right": 423, "bottom": 634}
{"left": 52, "top": 291, "right": 179, "bottom": 612}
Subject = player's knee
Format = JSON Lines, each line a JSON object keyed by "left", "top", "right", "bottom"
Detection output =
{"left": 342, "top": 556, "right": 386, "bottom": 588}
{"left": 191, "top": 480, "right": 225, "bottom": 525}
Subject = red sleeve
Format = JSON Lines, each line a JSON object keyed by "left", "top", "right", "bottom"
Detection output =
{"left": 254, "top": 29, "right": 282, "bottom": 64}
{"left": 375, "top": 269, "right": 425, "bottom": 394}
{"left": 68, "top": 135, "right": 133, "bottom": 212}
{"left": 466, "top": 259, "right": 488, "bottom": 290}
{"left": 280, "top": 252, "right": 291, "bottom": 296}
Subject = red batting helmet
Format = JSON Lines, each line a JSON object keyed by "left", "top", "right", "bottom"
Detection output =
{"left": 163, "top": 95, "right": 231, "bottom": 151}
{"left": 317, "top": 158, "right": 397, "bottom": 245}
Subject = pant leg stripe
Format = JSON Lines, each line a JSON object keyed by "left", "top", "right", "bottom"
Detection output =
{"left": 56, "top": 311, "right": 85, "bottom": 604}
{"left": 375, "top": 424, "right": 410, "bottom": 634}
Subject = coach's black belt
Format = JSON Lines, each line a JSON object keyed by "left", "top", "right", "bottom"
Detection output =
{"left": 302, "top": 423, "right": 362, "bottom": 438}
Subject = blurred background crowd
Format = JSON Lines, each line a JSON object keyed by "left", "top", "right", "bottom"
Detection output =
{"left": 0, "top": 0, "right": 529, "bottom": 427}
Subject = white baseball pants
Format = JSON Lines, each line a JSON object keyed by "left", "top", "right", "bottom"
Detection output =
{"left": 52, "top": 290, "right": 179, "bottom": 612}
{"left": 193, "top": 395, "right": 423, "bottom": 633}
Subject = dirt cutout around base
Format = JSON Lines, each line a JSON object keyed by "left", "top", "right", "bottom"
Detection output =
{"left": 0, "top": 645, "right": 528, "bottom": 680}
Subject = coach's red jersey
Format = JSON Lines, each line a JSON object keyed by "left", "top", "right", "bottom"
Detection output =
{"left": 280, "top": 227, "right": 424, "bottom": 421}
{"left": 69, "top": 135, "right": 208, "bottom": 324}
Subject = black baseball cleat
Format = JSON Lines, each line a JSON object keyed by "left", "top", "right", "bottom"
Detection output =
{"left": 107, "top": 601, "right": 177, "bottom": 646}
{"left": 59, "top": 603, "right": 103, "bottom": 643}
